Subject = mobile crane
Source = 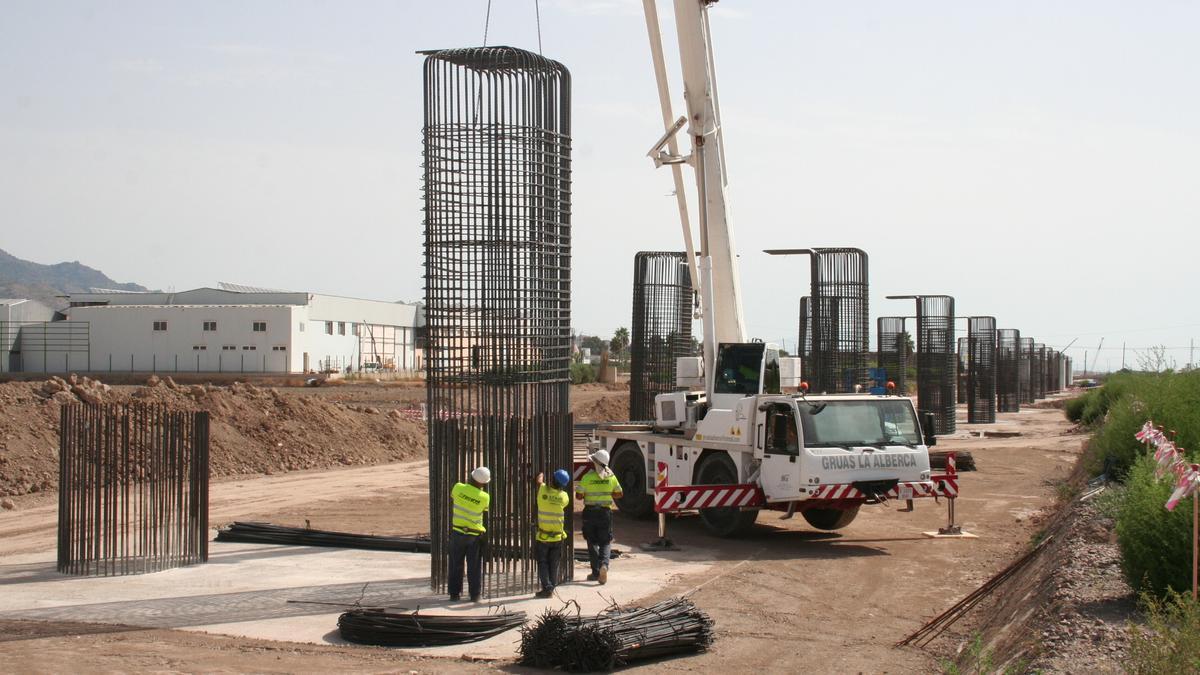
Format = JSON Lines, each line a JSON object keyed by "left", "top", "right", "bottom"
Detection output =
{"left": 587, "top": 0, "right": 952, "bottom": 538}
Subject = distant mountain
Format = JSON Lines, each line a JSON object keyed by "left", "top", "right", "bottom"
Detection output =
{"left": 0, "top": 248, "right": 148, "bottom": 309}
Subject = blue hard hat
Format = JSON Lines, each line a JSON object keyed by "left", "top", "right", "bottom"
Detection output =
{"left": 553, "top": 469, "right": 571, "bottom": 488}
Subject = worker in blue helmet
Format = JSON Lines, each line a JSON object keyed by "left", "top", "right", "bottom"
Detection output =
{"left": 533, "top": 468, "right": 572, "bottom": 598}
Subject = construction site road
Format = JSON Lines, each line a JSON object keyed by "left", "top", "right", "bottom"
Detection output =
{"left": 0, "top": 402, "right": 1080, "bottom": 673}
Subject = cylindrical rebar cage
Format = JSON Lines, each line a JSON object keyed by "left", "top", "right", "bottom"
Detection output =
{"left": 996, "top": 329, "right": 1021, "bottom": 413}
{"left": 1019, "top": 337, "right": 1035, "bottom": 404}
{"left": 876, "top": 317, "right": 907, "bottom": 394}
{"left": 967, "top": 316, "right": 997, "bottom": 424}
{"left": 797, "top": 296, "right": 811, "bottom": 382}
{"left": 423, "top": 46, "right": 574, "bottom": 597}
{"left": 957, "top": 336, "right": 969, "bottom": 405}
{"left": 630, "top": 251, "right": 693, "bottom": 421}
{"left": 910, "top": 295, "right": 956, "bottom": 435}
{"left": 806, "top": 248, "right": 869, "bottom": 393}
{"left": 1032, "top": 343, "right": 1047, "bottom": 400}
{"left": 58, "top": 403, "right": 210, "bottom": 576}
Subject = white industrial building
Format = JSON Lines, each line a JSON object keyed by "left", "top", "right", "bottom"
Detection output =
{"left": 0, "top": 299, "right": 59, "bottom": 373}
{"left": 7, "top": 284, "right": 423, "bottom": 376}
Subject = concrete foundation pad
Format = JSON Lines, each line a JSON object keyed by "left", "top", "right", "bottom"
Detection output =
{"left": 0, "top": 535, "right": 713, "bottom": 659}
{"left": 921, "top": 530, "right": 980, "bottom": 539}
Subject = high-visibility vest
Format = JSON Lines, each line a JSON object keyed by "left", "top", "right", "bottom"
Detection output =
{"left": 535, "top": 484, "right": 570, "bottom": 543}
{"left": 578, "top": 469, "right": 621, "bottom": 509}
{"left": 451, "top": 482, "right": 489, "bottom": 535}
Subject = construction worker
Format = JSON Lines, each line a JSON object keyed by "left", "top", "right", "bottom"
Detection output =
{"left": 576, "top": 450, "right": 623, "bottom": 584}
{"left": 533, "top": 469, "right": 572, "bottom": 598}
{"left": 448, "top": 466, "right": 491, "bottom": 602}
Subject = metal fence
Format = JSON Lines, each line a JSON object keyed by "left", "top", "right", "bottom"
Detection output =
{"left": 58, "top": 403, "right": 209, "bottom": 576}
{"left": 876, "top": 316, "right": 907, "bottom": 393}
{"left": 0, "top": 321, "right": 90, "bottom": 373}
{"left": 422, "top": 46, "right": 574, "bottom": 597}
{"left": 630, "top": 251, "right": 693, "bottom": 421}
{"left": 967, "top": 316, "right": 997, "bottom": 424}
{"left": 996, "top": 328, "right": 1021, "bottom": 413}
{"left": 889, "top": 295, "right": 956, "bottom": 435}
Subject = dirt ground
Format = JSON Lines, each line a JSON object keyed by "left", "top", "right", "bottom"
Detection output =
{"left": 0, "top": 384, "right": 1088, "bottom": 673}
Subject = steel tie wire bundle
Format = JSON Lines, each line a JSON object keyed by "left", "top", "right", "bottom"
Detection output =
{"left": 58, "top": 403, "right": 209, "bottom": 576}
{"left": 876, "top": 316, "right": 907, "bottom": 393}
{"left": 996, "top": 328, "right": 1021, "bottom": 413}
{"left": 518, "top": 597, "right": 715, "bottom": 671}
{"left": 966, "top": 316, "right": 997, "bottom": 424}
{"left": 630, "top": 251, "right": 694, "bottom": 421}
{"left": 422, "top": 46, "right": 575, "bottom": 596}
{"left": 338, "top": 607, "right": 527, "bottom": 647}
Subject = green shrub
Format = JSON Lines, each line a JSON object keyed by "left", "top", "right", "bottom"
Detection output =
{"left": 1083, "top": 370, "right": 1200, "bottom": 479}
{"left": 1115, "top": 455, "right": 1195, "bottom": 597}
{"left": 1126, "top": 590, "right": 1200, "bottom": 675}
{"left": 569, "top": 362, "right": 595, "bottom": 385}
{"left": 1064, "top": 395, "right": 1088, "bottom": 423}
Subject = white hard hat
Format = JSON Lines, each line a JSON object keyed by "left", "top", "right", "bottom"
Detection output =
{"left": 589, "top": 449, "right": 610, "bottom": 467}
{"left": 471, "top": 466, "right": 492, "bottom": 484}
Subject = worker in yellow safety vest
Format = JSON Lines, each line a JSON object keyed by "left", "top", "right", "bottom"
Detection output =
{"left": 448, "top": 466, "right": 491, "bottom": 602}
{"left": 533, "top": 469, "right": 572, "bottom": 598}
{"left": 575, "top": 450, "right": 623, "bottom": 585}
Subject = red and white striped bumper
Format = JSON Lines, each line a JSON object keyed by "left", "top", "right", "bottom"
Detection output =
{"left": 654, "top": 484, "right": 766, "bottom": 513}
{"left": 807, "top": 477, "right": 956, "bottom": 501}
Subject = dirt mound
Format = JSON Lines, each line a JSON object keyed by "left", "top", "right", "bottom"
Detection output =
{"left": 0, "top": 376, "right": 426, "bottom": 498}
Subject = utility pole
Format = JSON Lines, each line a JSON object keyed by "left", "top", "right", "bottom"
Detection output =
{"left": 1083, "top": 350, "right": 1088, "bottom": 379}
{"left": 1122, "top": 342, "right": 1126, "bottom": 370}
{"left": 1191, "top": 338, "right": 1195, "bottom": 370}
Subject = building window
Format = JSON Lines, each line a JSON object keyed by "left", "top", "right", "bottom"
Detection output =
{"left": 252, "top": 321, "right": 266, "bottom": 332}
{"left": 299, "top": 322, "right": 305, "bottom": 333}
{"left": 338, "top": 322, "right": 346, "bottom": 336}
{"left": 325, "top": 321, "right": 334, "bottom": 335}
{"left": 242, "top": 345, "right": 256, "bottom": 351}
{"left": 222, "top": 345, "right": 236, "bottom": 351}
{"left": 192, "top": 345, "right": 207, "bottom": 351}
{"left": 203, "top": 321, "right": 217, "bottom": 332}
{"left": 272, "top": 345, "right": 287, "bottom": 352}
{"left": 153, "top": 321, "right": 167, "bottom": 332}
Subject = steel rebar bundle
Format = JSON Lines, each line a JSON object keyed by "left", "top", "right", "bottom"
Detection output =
{"left": 630, "top": 251, "right": 694, "bottom": 421}
{"left": 888, "top": 295, "right": 956, "bottom": 435}
{"left": 967, "top": 316, "right": 997, "bottom": 424}
{"left": 996, "top": 328, "right": 1021, "bottom": 413}
{"left": 58, "top": 403, "right": 209, "bottom": 576}
{"left": 338, "top": 607, "right": 526, "bottom": 647}
{"left": 518, "top": 597, "right": 714, "bottom": 671}
{"left": 422, "top": 46, "right": 574, "bottom": 597}
{"left": 876, "top": 317, "right": 907, "bottom": 393}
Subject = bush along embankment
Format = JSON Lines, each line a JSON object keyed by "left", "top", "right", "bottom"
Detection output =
{"left": 1065, "top": 370, "right": 1200, "bottom": 673}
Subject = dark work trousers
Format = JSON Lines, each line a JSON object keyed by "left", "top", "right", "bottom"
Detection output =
{"left": 534, "top": 539, "right": 563, "bottom": 591}
{"left": 448, "top": 530, "right": 482, "bottom": 599}
{"left": 581, "top": 506, "right": 613, "bottom": 576}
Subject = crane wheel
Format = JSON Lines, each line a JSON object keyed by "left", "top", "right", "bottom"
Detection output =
{"left": 695, "top": 453, "right": 758, "bottom": 538}
{"left": 611, "top": 442, "right": 655, "bottom": 520}
{"left": 801, "top": 505, "right": 860, "bottom": 531}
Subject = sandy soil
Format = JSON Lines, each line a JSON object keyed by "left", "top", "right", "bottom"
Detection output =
{"left": 0, "top": 389, "right": 1085, "bottom": 673}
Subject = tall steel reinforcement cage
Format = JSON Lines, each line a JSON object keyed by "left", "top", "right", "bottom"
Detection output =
{"left": 997, "top": 328, "right": 1021, "bottom": 412}
{"left": 58, "top": 403, "right": 209, "bottom": 576}
{"left": 957, "top": 336, "right": 969, "bottom": 405}
{"left": 1019, "top": 337, "right": 1035, "bottom": 404}
{"left": 630, "top": 251, "right": 694, "bottom": 421}
{"left": 876, "top": 317, "right": 907, "bottom": 394}
{"left": 422, "top": 46, "right": 574, "bottom": 596}
{"left": 797, "top": 248, "right": 869, "bottom": 393}
{"left": 889, "top": 295, "right": 956, "bottom": 435}
{"left": 967, "top": 316, "right": 997, "bottom": 424}
{"left": 1032, "top": 343, "right": 1047, "bottom": 401}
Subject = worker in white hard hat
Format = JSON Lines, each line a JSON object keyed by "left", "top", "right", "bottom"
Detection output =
{"left": 448, "top": 466, "right": 491, "bottom": 602}
{"left": 575, "top": 449, "right": 623, "bottom": 584}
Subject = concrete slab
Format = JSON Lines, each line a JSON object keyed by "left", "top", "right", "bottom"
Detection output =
{"left": 0, "top": 534, "right": 714, "bottom": 659}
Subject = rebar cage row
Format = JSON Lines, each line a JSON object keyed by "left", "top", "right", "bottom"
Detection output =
{"left": 967, "top": 316, "right": 997, "bottom": 424}
{"left": 890, "top": 295, "right": 956, "bottom": 435}
{"left": 630, "top": 252, "right": 694, "bottom": 420}
{"left": 799, "top": 248, "right": 869, "bottom": 393}
{"left": 58, "top": 403, "right": 210, "bottom": 576}
{"left": 997, "top": 328, "right": 1021, "bottom": 412}
{"left": 422, "top": 46, "right": 574, "bottom": 596}
{"left": 876, "top": 316, "right": 907, "bottom": 394}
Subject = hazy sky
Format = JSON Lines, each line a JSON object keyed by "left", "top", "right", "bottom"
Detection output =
{"left": 2, "top": 1, "right": 1198, "bottom": 371}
